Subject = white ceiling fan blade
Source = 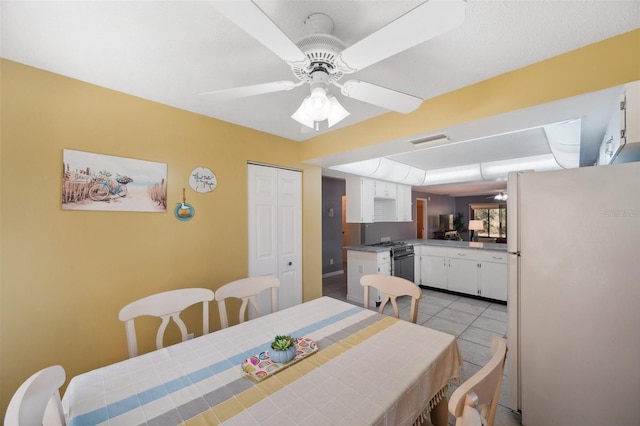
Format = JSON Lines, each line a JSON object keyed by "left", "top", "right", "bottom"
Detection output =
{"left": 340, "top": 80, "right": 422, "bottom": 114}
{"left": 337, "top": 0, "right": 465, "bottom": 73}
{"left": 199, "top": 81, "right": 300, "bottom": 100}
{"left": 212, "top": 0, "right": 308, "bottom": 66}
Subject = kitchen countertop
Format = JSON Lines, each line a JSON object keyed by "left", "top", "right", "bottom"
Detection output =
{"left": 343, "top": 244, "right": 395, "bottom": 253}
{"left": 407, "top": 239, "right": 507, "bottom": 251}
{"left": 345, "top": 239, "right": 507, "bottom": 252}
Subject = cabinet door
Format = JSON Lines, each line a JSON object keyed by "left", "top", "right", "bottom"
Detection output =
{"left": 374, "top": 181, "right": 397, "bottom": 199}
{"left": 376, "top": 251, "right": 391, "bottom": 275}
{"left": 447, "top": 258, "right": 478, "bottom": 295}
{"left": 479, "top": 261, "right": 507, "bottom": 301}
{"left": 420, "top": 255, "right": 448, "bottom": 289}
{"left": 361, "top": 178, "right": 375, "bottom": 221}
{"left": 346, "top": 177, "right": 375, "bottom": 222}
{"left": 346, "top": 250, "right": 379, "bottom": 306}
{"left": 377, "top": 261, "right": 391, "bottom": 275}
{"left": 396, "top": 184, "right": 412, "bottom": 222}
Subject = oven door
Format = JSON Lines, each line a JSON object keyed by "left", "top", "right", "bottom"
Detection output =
{"left": 393, "top": 253, "right": 415, "bottom": 283}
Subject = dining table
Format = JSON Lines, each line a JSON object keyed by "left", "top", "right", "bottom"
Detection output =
{"left": 62, "top": 296, "right": 462, "bottom": 426}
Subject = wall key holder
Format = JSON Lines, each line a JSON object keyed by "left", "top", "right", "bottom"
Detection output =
{"left": 174, "top": 188, "right": 195, "bottom": 221}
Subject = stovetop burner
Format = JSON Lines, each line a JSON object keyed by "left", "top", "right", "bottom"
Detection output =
{"left": 367, "top": 241, "right": 414, "bottom": 257}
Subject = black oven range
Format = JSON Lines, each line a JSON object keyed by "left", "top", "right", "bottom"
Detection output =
{"left": 368, "top": 241, "right": 415, "bottom": 283}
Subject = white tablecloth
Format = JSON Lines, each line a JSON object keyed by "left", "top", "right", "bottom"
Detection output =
{"left": 63, "top": 297, "right": 462, "bottom": 425}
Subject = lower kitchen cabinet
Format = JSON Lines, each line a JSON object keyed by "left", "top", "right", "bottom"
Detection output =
{"left": 477, "top": 251, "right": 508, "bottom": 300}
{"left": 346, "top": 250, "right": 390, "bottom": 307}
{"left": 419, "top": 247, "right": 448, "bottom": 290}
{"left": 416, "top": 245, "right": 507, "bottom": 301}
{"left": 447, "top": 257, "right": 479, "bottom": 295}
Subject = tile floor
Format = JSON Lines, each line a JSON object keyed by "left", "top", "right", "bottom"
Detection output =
{"left": 323, "top": 272, "right": 522, "bottom": 426}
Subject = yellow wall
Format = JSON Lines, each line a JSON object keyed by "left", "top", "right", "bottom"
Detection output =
{"left": 0, "top": 60, "right": 322, "bottom": 415}
{"left": 1, "top": 28, "right": 638, "bottom": 418}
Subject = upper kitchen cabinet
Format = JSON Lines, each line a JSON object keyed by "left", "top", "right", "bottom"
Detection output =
{"left": 396, "top": 184, "right": 412, "bottom": 222}
{"left": 599, "top": 80, "right": 640, "bottom": 165}
{"left": 374, "top": 180, "right": 397, "bottom": 199}
{"left": 345, "top": 176, "right": 412, "bottom": 223}
{"left": 346, "top": 176, "right": 375, "bottom": 223}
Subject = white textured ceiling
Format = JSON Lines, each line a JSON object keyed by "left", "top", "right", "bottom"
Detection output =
{"left": 2, "top": 1, "right": 639, "bottom": 195}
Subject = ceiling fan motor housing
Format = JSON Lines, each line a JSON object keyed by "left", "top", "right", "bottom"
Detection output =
{"left": 293, "top": 17, "right": 346, "bottom": 85}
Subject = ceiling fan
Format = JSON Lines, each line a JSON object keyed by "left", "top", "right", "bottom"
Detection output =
{"left": 204, "top": 0, "right": 466, "bottom": 130}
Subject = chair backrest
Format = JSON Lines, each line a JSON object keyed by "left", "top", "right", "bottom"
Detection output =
{"left": 5, "top": 365, "right": 66, "bottom": 426}
{"left": 216, "top": 276, "right": 280, "bottom": 328}
{"left": 360, "top": 274, "right": 422, "bottom": 323}
{"left": 118, "top": 287, "right": 215, "bottom": 358}
{"left": 448, "top": 337, "right": 508, "bottom": 426}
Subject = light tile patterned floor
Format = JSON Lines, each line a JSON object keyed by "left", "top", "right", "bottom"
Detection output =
{"left": 323, "top": 273, "right": 522, "bottom": 426}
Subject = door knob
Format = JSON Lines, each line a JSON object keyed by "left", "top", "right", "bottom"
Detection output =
{"left": 288, "top": 261, "right": 293, "bottom": 266}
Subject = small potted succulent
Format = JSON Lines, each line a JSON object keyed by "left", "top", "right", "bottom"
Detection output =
{"left": 270, "top": 335, "right": 297, "bottom": 364}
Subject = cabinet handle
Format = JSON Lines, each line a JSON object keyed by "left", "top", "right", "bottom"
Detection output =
{"left": 457, "top": 253, "right": 466, "bottom": 256}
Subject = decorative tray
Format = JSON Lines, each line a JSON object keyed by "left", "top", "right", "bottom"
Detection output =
{"left": 242, "top": 337, "right": 318, "bottom": 382}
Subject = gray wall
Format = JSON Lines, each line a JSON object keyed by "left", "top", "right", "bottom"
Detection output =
{"left": 322, "top": 177, "right": 345, "bottom": 275}
{"left": 455, "top": 195, "right": 502, "bottom": 241}
{"left": 413, "top": 190, "right": 456, "bottom": 239}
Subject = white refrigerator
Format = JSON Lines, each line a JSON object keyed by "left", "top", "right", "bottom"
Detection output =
{"left": 506, "top": 161, "right": 640, "bottom": 425}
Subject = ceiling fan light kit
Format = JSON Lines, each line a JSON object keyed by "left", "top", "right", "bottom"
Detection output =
{"left": 494, "top": 192, "right": 508, "bottom": 201}
{"left": 291, "top": 69, "right": 351, "bottom": 129}
{"left": 209, "top": 0, "right": 466, "bottom": 131}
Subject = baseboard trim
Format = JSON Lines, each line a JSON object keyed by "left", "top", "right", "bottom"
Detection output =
{"left": 322, "top": 270, "right": 344, "bottom": 278}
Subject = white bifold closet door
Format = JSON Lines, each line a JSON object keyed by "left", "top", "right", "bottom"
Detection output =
{"left": 247, "top": 163, "right": 302, "bottom": 317}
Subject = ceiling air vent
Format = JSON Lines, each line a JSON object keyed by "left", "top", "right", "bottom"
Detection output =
{"left": 410, "top": 133, "right": 450, "bottom": 149}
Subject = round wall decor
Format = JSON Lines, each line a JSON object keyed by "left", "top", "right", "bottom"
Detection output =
{"left": 189, "top": 167, "right": 217, "bottom": 193}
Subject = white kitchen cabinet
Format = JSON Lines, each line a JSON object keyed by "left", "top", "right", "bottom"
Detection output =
{"left": 374, "top": 180, "right": 397, "bottom": 199}
{"left": 346, "top": 177, "right": 375, "bottom": 223}
{"left": 418, "top": 246, "right": 447, "bottom": 290}
{"left": 346, "top": 250, "right": 390, "bottom": 307}
{"left": 477, "top": 251, "right": 508, "bottom": 300}
{"left": 396, "top": 184, "right": 412, "bottom": 222}
{"left": 416, "top": 245, "right": 507, "bottom": 301}
{"left": 448, "top": 257, "right": 479, "bottom": 295}
{"left": 346, "top": 177, "right": 412, "bottom": 223}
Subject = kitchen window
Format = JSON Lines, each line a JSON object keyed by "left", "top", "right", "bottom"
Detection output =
{"left": 470, "top": 203, "right": 507, "bottom": 238}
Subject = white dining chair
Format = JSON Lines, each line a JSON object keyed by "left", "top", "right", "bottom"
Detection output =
{"left": 360, "top": 274, "right": 422, "bottom": 323}
{"left": 216, "top": 276, "right": 280, "bottom": 328}
{"left": 118, "top": 287, "right": 215, "bottom": 358}
{"left": 5, "top": 365, "right": 66, "bottom": 426}
{"left": 448, "top": 337, "right": 508, "bottom": 426}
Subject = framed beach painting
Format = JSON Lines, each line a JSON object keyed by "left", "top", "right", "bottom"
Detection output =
{"left": 62, "top": 149, "right": 167, "bottom": 212}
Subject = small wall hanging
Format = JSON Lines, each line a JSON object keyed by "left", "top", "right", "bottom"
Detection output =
{"left": 174, "top": 188, "right": 195, "bottom": 221}
{"left": 189, "top": 167, "right": 217, "bottom": 193}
